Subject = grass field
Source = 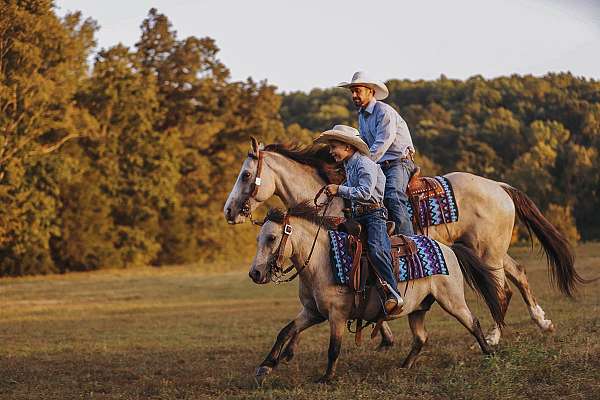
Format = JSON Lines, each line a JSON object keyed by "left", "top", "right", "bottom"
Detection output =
{"left": 1, "top": 243, "right": 599, "bottom": 400}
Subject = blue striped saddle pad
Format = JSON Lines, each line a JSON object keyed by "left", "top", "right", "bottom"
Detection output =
{"left": 328, "top": 231, "right": 449, "bottom": 285}
{"left": 406, "top": 176, "right": 459, "bottom": 228}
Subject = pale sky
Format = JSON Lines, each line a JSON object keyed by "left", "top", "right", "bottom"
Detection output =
{"left": 54, "top": 0, "right": 600, "bottom": 93}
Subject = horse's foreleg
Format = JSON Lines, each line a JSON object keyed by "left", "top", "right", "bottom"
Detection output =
{"left": 280, "top": 331, "right": 301, "bottom": 363}
{"left": 255, "top": 309, "right": 324, "bottom": 385}
{"left": 316, "top": 316, "right": 345, "bottom": 384}
{"left": 401, "top": 310, "right": 428, "bottom": 368}
{"left": 504, "top": 254, "right": 555, "bottom": 332}
{"left": 377, "top": 321, "right": 395, "bottom": 350}
{"left": 282, "top": 319, "right": 393, "bottom": 362}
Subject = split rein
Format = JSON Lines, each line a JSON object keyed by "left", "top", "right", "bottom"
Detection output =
{"left": 262, "top": 186, "right": 333, "bottom": 285}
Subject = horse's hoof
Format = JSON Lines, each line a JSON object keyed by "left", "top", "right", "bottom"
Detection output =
{"left": 541, "top": 320, "right": 555, "bottom": 333}
{"left": 254, "top": 366, "right": 272, "bottom": 387}
{"left": 377, "top": 341, "right": 394, "bottom": 352}
{"left": 315, "top": 375, "right": 333, "bottom": 384}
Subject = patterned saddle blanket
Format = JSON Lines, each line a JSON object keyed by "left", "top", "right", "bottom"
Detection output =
{"left": 406, "top": 175, "right": 459, "bottom": 231}
{"left": 329, "top": 231, "right": 449, "bottom": 285}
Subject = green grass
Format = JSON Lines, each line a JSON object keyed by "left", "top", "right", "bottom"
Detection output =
{"left": 1, "top": 244, "right": 599, "bottom": 399}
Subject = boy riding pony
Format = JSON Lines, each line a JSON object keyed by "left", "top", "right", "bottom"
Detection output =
{"left": 315, "top": 125, "right": 403, "bottom": 313}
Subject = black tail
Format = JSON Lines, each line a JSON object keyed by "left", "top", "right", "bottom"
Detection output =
{"left": 452, "top": 243, "right": 506, "bottom": 327}
{"left": 501, "top": 184, "right": 591, "bottom": 297}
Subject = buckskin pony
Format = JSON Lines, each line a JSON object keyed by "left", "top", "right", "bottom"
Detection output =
{"left": 224, "top": 139, "right": 584, "bottom": 347}
{"left": 248, "top": 204, "right": 505, "bottom": 383}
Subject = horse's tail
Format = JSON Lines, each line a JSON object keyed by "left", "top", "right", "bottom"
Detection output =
{"left": 501, "top": 184, "right": 588, "bottom": 298}
{"left": 451, "top": 243, "right": 505, "bottom": 328}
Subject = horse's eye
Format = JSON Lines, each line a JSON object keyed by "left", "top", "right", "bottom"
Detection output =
{"left": 241, "top": 171, "right": 251, "bottom": 181}
{"left": 267, "top": 234, "right": 276, "bottom": 243}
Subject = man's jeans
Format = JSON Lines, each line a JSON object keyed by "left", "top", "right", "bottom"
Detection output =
{"left": 381, "top": 159, "right": 415, "bottom": 235}
{"left": 353, "top": 208, "right": 399, "bottom": 293}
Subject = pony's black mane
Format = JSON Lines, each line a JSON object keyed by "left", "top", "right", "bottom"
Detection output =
{"left": 262, "top": 143, "right": 345, "bottom": 184}
{"left": 265, "top": 202, "right": 340, "bottom": 230}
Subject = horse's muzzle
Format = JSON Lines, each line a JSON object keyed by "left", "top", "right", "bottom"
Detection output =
{"left": 224, "top": 206, "right": 247, "bottom": 224}
{"left": 249, "top": 268, "right": 269, "bottom": 284}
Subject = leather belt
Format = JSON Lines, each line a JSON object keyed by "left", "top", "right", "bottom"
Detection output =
{"left": 352, "top": 203, "right": 383, "bottom": 216}
{"left": 380, "top": 157, "right": 411, "bottom": 170}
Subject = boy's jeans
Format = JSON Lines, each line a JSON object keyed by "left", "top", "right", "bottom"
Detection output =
{"left": 353, "top": 207, "right": 399, "bottom": 293}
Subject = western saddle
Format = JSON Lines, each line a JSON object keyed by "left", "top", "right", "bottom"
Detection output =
{"left": 340, "top": 167, "right": 449, "bottom": 343}
{"left": 338, "top": 219, "right": 417, "bottom": 344}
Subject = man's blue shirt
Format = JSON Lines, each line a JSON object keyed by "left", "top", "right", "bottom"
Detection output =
{"left": 358, "top": 98, "right": 414, "bottom": 163}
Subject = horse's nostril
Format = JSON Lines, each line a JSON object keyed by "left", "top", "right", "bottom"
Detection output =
{"left": 226, "top": 207, "right": 232, "bottom": 219}
{"left": 249, "top": 269, "right": 259, "bottom": 281}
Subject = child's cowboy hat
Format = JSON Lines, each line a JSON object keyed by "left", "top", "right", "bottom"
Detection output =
{"left": 338, "top": 71, "right": 389, "bottom": 100}
{"left": 314, "top": 125, "right": 371, "bottom": 156}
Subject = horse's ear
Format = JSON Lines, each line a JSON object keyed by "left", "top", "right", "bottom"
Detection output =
{"left": 250, "top": 136, "right": 260, "bottom": 155}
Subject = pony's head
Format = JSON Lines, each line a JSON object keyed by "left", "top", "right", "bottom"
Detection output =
{"left": 248, "top": 208, "right": 292, "bottom": 284}
{"left": 224, "top": 137, "right": 276, "bottom": 224}
{"left": 249, "top": 204, "right": 340, "bottom": 284}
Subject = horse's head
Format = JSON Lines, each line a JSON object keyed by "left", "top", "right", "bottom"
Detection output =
{"left": 248, "top": 217, "right": 294, "bottom": 284}
{"left": 224, "top": 138, "right": 276, "bottom": 224}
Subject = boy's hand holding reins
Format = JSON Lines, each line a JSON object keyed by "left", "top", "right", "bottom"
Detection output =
{"left": 324, "top": 184, "right": 339, "bottom": 197}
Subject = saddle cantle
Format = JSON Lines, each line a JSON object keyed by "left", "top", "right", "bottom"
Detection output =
{"left": 406, "top": 167, "right": 454, "bottom": 234}
{"left": 407, "top": 167, "right": 445, "bottom": 198}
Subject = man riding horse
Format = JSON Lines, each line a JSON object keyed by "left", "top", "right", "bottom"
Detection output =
{"left": 338, "top": 71, "right": 416, "bottom": 236}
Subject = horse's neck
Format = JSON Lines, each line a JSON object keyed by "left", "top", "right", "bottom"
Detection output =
{"left": 291, "top": 220, "right": 335, "bottom": 291}
{"left": 266, "top": 153, "right": 344, "bottom": 215}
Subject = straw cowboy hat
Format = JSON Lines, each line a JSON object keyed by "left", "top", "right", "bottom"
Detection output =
{"left": 314, "top": 125, "right": 371, "bottom": 156}
{"left": 338, "top": 71, "right": 389, "bottom": 100}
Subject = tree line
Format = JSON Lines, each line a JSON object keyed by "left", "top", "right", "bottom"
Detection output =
{"left": 0, "top": 1, "right": 598, "bottom": 276}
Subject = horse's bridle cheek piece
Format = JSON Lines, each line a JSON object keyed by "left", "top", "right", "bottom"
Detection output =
{"left": 241, "top": 151, "right": 265, "bottom": 223}
{"left": 268, "top": 215, "right": 293, "bottom": 281}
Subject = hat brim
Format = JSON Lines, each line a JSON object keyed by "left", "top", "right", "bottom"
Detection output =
{"left": 314, "top": 131, "right": 371, "bottom": 156}
{"left": 338, "top": 81, "right": 389, "bottom": 100}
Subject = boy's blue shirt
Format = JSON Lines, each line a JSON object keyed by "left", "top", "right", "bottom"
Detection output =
{"left": 337, "top": 151, "right": 386, "bottom": 205}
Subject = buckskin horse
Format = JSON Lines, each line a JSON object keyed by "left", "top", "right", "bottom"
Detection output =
{"left": 224, "top": 139, "right": 584, "bottom": 348}
{"left": 248, "top": 204, "right": 505, "bottom": 383}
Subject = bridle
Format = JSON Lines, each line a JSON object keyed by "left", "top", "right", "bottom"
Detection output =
{"left": 240, "top": 150, "right": 265, "bottom": 225}
{"left": 265, "top": 186, "right": 335, "bottom": 284}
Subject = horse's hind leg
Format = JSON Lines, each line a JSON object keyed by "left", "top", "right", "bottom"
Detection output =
{"left": 504, "top": 254, "right": 555, "bottom": 332}
{"left": 401, "top": 310, "right": 428, "bottom": 369}
{"left": 480, "top": 279, "right": 512, "bottom": 346}
{"left": 436, "top": 296, "right": 493, "bottom": 355}
{"left": 255, "top": 309, "right": 325, "bottom": 385}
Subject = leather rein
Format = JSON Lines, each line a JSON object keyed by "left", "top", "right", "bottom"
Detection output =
{"left": 267, "top": 186, "right": 333, "bottom": 284}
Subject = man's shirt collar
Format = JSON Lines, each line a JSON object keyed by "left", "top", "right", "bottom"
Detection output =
{"left": 361, "top": 98, "right": 377, "bottom": 115}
